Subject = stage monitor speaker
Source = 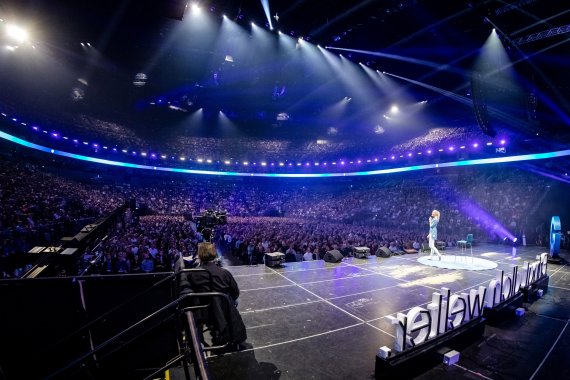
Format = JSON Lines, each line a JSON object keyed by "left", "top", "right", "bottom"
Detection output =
{"left": 376, "top": 247, "right": 392, "bottom": 258}
{"left": 323, "top": 250, "right": 343, "bottom": 263}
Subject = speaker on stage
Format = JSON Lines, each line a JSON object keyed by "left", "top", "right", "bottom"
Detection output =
{"left": 323, "top": 250, "right": 343, "bottom": 263}
{"left": 375, "top": 247, "right": 392, "bottom": 258}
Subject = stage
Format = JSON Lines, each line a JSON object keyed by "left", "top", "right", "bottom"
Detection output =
{"left": 195, "top": 244, "right": 570, "bottom": 379}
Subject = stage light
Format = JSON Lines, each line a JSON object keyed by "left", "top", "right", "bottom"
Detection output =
{"left": 197, "top": 158, "right": 204, "bottom": 163}
{"left": 391, "top": 156, "right": 395, "bottom": 160}
{"left": 206, "top": 159, "right": 212, "bottom": 163}
{"left": 500, "top": 139, "right": 506, "bottom": 145}
{"left": 180, "top": 157, "right": 186, "bottom": 161}
{"left": 80, "top": 43, "right": 85, "bottom": 46}
{"left": 141, "top": 152, "right": 147, "bottom": 157}
{"left": 438, "top": 149, "right": 443, "bottom": 152}
{"left": 5, "top": 46, "right": 16, "bottom": 52}
{"left": 191, "top": 3, "right": 201, "bottom": 13}
{"left": 279, "top": 162, "right": 284, "bottom": 166}
{"left": 460, "top": 146, "right": 465, "bottom": 149}
{"left": 390, "top": 105, "right": 399, "bottom": 114}
{"left": 513, "top": 238, "right": 518, "bottom": 243}
{"left": 261, "top": 162, "right": 267, "bottom": 166}
{"left": 486, "top": 142, "right": 493, "bottom": 146}
{"left": 161, "top": 155, "right": 167, "bottom": 159}
{"left": 6, "top": 24, "right": 28, "bottom": 43}
{"left": 449, "top": 147, "right": 454, "bottom": 151}
{"left": 473, "top": 143, "right": 479, "bottom": 148}
{"left": 86, "top": 42, "right": 91, "bottom": 47}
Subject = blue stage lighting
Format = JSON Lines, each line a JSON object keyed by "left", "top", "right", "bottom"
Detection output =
{"left": 2, "top": 130, "right": 570, "bottom": 178}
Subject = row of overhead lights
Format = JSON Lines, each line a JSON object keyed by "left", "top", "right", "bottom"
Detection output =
{"left": 1, "top": 110, "right": 508, "bottom": 170}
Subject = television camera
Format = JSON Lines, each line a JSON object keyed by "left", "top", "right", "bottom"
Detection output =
{"left": 196, "top": 210, "right": 227, "bottom": 242}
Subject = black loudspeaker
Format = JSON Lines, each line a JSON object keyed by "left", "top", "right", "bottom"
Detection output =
{"left": 323, "top": 250, "right": 344, "bottom": 263}
{"left": 375, "top": 247, "right": 392, "bottom": 258}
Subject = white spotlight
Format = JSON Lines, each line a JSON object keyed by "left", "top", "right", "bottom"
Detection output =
{"left": 6, "top": 24, "right": 28, "bottom": 43}
{"left": 390, "top": 105, "right": 399, "bottom": 114}
{"left": 191, "top": 3, "right": 201, "bottom": 13}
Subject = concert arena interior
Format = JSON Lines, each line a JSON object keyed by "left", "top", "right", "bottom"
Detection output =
{"left": 1, "top": 1, "right": 570, "bottom": 379}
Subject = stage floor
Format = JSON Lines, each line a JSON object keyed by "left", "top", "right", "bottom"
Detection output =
{"left": 202, "top": 244, "right": 570, "bottom": 379}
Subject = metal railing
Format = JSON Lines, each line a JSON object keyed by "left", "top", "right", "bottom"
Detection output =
{"left": 45, "top": 269, "right": 225, "bottom": 380}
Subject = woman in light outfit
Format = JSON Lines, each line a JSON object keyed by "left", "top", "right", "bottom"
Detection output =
{"left": 428, "top": 210, "right": 442, "bottom": 260}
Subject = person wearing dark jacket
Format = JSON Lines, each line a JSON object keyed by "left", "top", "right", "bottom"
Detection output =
{"left": 189, "top": 243, "right": 240, "bottom": 303}
{"left": 186, "top": 243, "right": 246, "bottom": 346}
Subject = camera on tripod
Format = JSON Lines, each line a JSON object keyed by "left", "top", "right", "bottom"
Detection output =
{"left": 196, "top": 210, "right": 227, "bottom": 230}
{"left": 196, "top": 210, "right": 227, "bottom": 241}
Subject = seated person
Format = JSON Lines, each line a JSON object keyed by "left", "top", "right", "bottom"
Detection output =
{"left": 186, "top": 243, "right": 246, "bottom": 346}
{"left": 189, "top": 243, "right": 240, "bottom": 305}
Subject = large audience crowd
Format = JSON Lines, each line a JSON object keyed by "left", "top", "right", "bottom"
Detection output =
{"left": 0, "top": 155, "right": 552, "bottom": 277}
{"left": 1, "top": 99, "right": 487, "bottom": 165}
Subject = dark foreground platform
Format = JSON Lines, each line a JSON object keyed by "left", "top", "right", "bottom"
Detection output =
{"left": 187, "top": 244, "right": 570, "bottom": 379}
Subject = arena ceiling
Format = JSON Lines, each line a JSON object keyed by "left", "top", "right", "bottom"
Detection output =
{"left": 0, "top": 0, "right": 569, "bottom": 159}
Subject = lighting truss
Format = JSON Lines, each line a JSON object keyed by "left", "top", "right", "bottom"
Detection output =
{"left": 494, "top": 0, "right": 538, "bottom": 17}
{"left": 512, "top": 24, "right": 570, "bottom": 45}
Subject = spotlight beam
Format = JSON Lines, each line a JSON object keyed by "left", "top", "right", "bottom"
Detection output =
{"left": 327, "top": 47, "right": 467, "bottom": 76}
{"left": 385, "top": 71, "right": 531, "bottom": 130}
{"left": 481, "top": 21, "right": 570, "bottom": 125}
{"left": 507, "top": 6, "right": 570, "bottom": 36}
{"left": 260, "top": 0, "right": 273, "bottom": 29}
{"left": 384, "top": 72, "right": 473, "bottom": 107}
